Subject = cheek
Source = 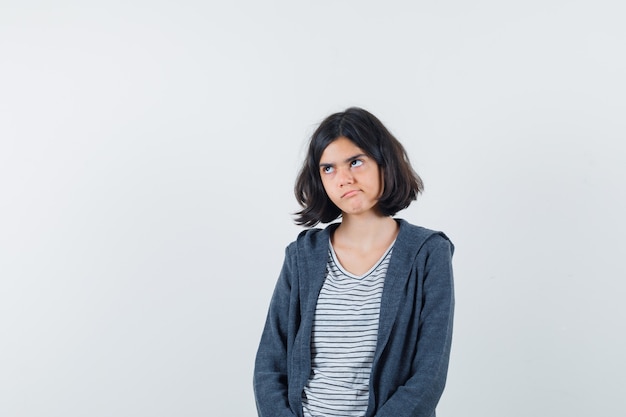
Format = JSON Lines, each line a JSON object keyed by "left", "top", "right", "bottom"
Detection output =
{"left": 319, "top": 177, "right": 333, "bottom": 195}
{"left": 376, "top": 170, "right": 384, "bottom": 194}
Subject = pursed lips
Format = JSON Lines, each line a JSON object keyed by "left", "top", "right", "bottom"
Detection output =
{"left": 341, "top": 189, "right": 360, "bottom": 198}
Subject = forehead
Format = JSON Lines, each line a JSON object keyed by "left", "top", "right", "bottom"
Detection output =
{"left": 319, "top": 137, "right": 365, "bottom": 162}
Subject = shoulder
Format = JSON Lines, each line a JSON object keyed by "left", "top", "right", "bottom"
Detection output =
{"left": 395, "top": 219, "right": 454, "bottom": 256}
{"left": 285, "top": 223, "right": 337, "bottom": 256}
{"left": 279, "top": 224, "right": 335, "bottom": 282}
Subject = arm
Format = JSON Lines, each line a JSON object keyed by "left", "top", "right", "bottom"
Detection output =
{"left": 375, "top": 235, "right": 455, "bottom": 417}
{"left": 253, "top": 246, "right": 298, "bottom": 417}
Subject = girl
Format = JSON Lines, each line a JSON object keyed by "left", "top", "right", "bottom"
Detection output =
{"left": 254, "top": 107, "right": 454, "bottom": 417}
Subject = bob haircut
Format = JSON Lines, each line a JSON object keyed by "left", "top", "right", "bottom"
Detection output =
{"left": 294, "top": 107, "right": 424, "bottom": 227}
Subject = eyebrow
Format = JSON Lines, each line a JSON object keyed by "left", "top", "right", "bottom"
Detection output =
{"left": 319, "top": 153, "right": 367, "bottom": 168}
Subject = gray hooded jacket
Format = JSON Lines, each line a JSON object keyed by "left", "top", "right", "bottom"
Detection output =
{"left": 254, "top": 219, "right": 455, "bottom": 417}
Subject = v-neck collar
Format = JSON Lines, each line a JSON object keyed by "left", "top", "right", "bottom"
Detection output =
{"left": 328, "top": 237, "right": 396, "bottom": 279}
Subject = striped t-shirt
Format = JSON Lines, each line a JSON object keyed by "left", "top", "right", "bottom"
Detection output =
{"left": 302, "top": 240, "right": 394, "bottom": 417}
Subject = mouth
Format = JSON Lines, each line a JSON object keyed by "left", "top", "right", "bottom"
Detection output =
{"left": 341, "top": 189, "right": 360, "bottom": 198}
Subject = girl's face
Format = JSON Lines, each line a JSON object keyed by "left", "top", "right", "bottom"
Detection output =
{"left": 318, "top": 136, "right": 383, "bottom": 218}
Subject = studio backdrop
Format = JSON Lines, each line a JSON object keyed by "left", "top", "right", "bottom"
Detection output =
{"left": 1, "top": 1, "right": 624, "bottom": 416}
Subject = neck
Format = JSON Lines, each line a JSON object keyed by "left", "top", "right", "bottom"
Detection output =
{"left": 334, "top": 211, "right": 398, "bottom": 248}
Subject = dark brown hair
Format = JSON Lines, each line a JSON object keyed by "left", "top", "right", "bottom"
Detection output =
{"left": 294, "top": 107, "right": 423, "bottom": 227}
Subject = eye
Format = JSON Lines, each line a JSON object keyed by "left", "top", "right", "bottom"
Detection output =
{"left": 322, "top": 166, "right": 334, "bottom": 174}
{"left": 350, "top": 159, "right": 364, "bottom": 168}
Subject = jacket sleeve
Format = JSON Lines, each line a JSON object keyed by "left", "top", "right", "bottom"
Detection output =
{"left": 374, "top": 235, "right": 455, "bottom": 417}
{"left": 253, "top": 245, "right": 298, "bottom": 417}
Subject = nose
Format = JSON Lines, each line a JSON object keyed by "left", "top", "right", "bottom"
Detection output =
{"left": 336, "top": 166, "right": 354, "bottom": 186}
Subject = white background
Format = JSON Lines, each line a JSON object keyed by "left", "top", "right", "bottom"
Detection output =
{"left": 1, "top": 1, "right": 625, "bottom": 416}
